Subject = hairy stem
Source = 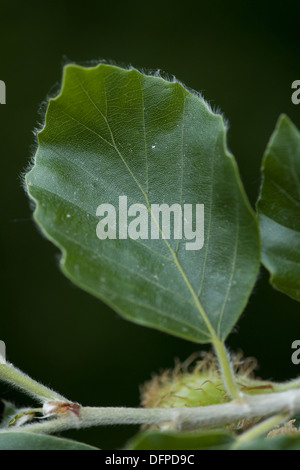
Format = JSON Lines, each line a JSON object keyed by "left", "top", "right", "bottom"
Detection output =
{"left": 0, "top": 362, "right": 66, "bottom": 403}
{"left": 213, "top": 337, "right": 241, "bottom": 399}
{"left": 2, "top": 388, "right": 300, "bottom": 435}
{"left": 273, "top": 377, "right": 300, "bottom": 392}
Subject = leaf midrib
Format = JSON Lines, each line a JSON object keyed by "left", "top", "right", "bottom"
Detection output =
{"left": 94, "top": 77, "right": 216, "bottom": 339}
{"left": 46, "top": 71, "right": 242, "bottom": 341}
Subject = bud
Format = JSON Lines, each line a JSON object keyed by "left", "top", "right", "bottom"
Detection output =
{"left": 43, "top": 401, "right": 81, "bottom": 417}
{"left": 140, "top": 351, "right": 278, "bottom": 431}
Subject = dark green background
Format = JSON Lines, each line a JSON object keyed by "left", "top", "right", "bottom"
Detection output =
{"left": 0, "top": 0, "right": 299, "bottom": 449}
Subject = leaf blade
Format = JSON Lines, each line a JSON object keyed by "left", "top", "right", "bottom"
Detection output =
{"left": 25, "top": 64, "right": 259, "bottom": 342}
{"left": 125, "top": 429, "right": 234, "bottom": 450}
{"left": 257, "top": 115, "right": 300, "bottom": 301}
{"left": 0, "top": 432, "right": 98, "bottom": 450}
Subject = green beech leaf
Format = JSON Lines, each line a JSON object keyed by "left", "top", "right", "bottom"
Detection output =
{"left": 126, "top": 428, "right": 300, "bottom": 451}
{"left": 25, "top": 63, "right": 259, "bottom": 343}
{"left": 125, "top": 429, "right": 234, "bottom": 450}
{"left": 239, "top": 433, "right": 300, "bottom": 450}
{"left": 257, "top": 115, "right": 300, "bottom": 301}
{"left": 0, "top": 432, "right": 98, "bottom": 450}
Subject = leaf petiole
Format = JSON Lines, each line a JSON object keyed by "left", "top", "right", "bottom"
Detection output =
{"left": 212, "top": 337, "right": 242, "bottom": 399}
